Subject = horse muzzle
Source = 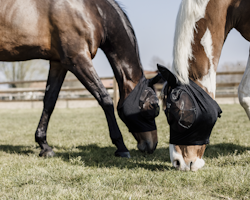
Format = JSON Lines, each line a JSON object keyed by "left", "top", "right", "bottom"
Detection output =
{"left": 137, "top": 141, "right": 158, "bottom": 154}
{"left": 133, "top": 130, "right": 158, "bottom": 154}
{"left": 169, "top": 144, "right": 206, "bottom": 171}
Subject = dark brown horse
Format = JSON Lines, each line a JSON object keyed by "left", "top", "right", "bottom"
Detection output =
{"left": 0, "top": 0, "right": 160, "bottom": 157}
{"left": 158, "top": 0, "right": 250, "bottom": 171}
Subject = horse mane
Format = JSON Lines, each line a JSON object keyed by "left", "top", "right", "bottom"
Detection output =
{"left": 172, "top": 0, "right": 210, "bottom": 84}
{"left": 105, "top": 0, "right": 141, "bottom": 64}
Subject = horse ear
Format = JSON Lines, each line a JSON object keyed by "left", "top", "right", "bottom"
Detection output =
{"left": 157, "top": 64, "right": 178, "bottom": 88}
{"left": 148, "top": 73, "right": 162, "bottom": 88}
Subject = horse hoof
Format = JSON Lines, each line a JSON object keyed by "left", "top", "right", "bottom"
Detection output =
{"left": 39, "top": 149, "right": 55, "bottom": 157}
{"left": 115, "top": 151, "right": 131, "bottom": 158}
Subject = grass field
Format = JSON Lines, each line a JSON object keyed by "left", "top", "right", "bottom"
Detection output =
{"left": 0, "top": 104, "right": 250, "bottom": 199}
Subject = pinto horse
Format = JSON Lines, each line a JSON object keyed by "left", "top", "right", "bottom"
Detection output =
{"left": 158, "top": 0, "right": 250, "bottom": 171}
{"left": 0, "top": 0, "right": 160, "bottom": 158}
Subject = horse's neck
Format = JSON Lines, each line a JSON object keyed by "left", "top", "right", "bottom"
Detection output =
{"left": 186, "top": 0, "right": 234, "bottom": 97}
{"left": 101, "top": 43, "right": 143, "bottom": 103}
{"left": 180, "top": 0, "right": 250, "bottom": 98}
{"left": 188, "top": 17, "right": 224, "bottom": 95}
{"left": 227, "top": 0, "right": 250, "bottom": 42}
{"left": 100, "top": 0, "right": 143, "bottom": 102}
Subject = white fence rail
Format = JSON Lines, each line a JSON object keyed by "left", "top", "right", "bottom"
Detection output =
{"left": 0, "top": 71, "right": 245, "bottom": 108}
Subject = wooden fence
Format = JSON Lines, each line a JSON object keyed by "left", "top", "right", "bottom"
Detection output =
{"left": 216, "top": 71, "right": 244, "bottom": 98}
{"left": 0, "top": 77, "right": 113, "bottom": 101}
{"left": 0, "top": 71, "right": 245, "bottom": 108}
{"left": 0, "top": 76, "right": 120, "bottom": 108}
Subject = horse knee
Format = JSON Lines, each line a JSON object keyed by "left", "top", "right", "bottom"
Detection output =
{"left": 238, "top": 90, "right": 250, "bottom": 120}
{"left": 99, "top": 95, "right": 114, "bottom": 111}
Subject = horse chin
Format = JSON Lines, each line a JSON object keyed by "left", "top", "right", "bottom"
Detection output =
{"left": 169, "top": 144, "right": 206, "bottom": 171}
{"left": 190, "top": 158, "right": 205, "bottom": 171}
{"left": 133, "top": 130, "right": 158, "bottom": 154}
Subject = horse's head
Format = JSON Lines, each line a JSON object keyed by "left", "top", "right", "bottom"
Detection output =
{"left": 158, "top": 64, "right": 221, "bottom": 171}
{"left": 118, "top": 76, "right": 160, "bottom": 154}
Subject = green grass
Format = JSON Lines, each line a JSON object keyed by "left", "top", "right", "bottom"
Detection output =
{"left": 0, "top": 104, "right": 250, "bottom": 199}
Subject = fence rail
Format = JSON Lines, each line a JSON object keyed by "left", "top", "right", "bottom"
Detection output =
{"left": 0, "top": 76, "right": 119, "bottom": 109}
{"left": 0, "top": 71, "right": 245, "bottom": 106}
{"left": 216, "top": 71, "right": 244, "bottom": 75}
{"left": 0, "top": 77, "right": 113, "bottom": 85}
{"left": 0, "top": 86, "right": 114, "bottom": 94}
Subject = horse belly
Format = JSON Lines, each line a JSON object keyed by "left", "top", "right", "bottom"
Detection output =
{"left": 0, "top": 0, "right": 51, "bottom": 61}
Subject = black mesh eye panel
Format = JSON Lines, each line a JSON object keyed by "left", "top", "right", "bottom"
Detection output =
{"left": 166, "top": 90, "right": 196, "bottom": 131}
{"left": 170, "top": 89, "right": 182, "bottom": 102}
{"left": 139, "top": 87, "right": 159, "bottom": 110}
{"left": 177, "top": 92, "right": 196, "bottom": 129}
{"left": 164, "top": 79, "right": 222, "bottom": 145}
{"left": 179, "top": 109, "right": 196, "bottom": 129}
{"left": 139, "top": 87, "right": 160, "bottom": 120}
{"left": 118, "top": 76, "right": 159, "bottom": 133}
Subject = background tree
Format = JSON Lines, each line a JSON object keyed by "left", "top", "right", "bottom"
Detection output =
{"left": 0, "top": 60, "right": 49, "bottom": 88}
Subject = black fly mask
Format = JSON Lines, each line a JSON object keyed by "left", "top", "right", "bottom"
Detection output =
{"left": 158, "top": 64, "right": 222, "bottom": 145}
{"left": 118, "top": 76, "right": 160, "bottom": 133}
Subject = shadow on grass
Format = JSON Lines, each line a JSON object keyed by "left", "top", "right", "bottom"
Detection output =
{"left": 0, "top": 145, "right": 35, "bottom": 155}
{"left": 1, "top": 142, "right": 249, "bottom": 170}
{"left": 0, "top": 144, "right": 171, "bottom": 171}
{"left": 55, "top": 144, "right": 172, "bottom": 171}
{"left": 204, "top": 143, "right": 250, "bottom": 158}
{"left": 52, "top": 142, "right": 250, "bottom": 170}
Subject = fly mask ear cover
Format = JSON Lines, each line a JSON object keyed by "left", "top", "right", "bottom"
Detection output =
{"left": 117, "top": 76, "right": 159, "bottom": 133}
{"left": 157, "top": 64, "right": 222, "bottom": 145}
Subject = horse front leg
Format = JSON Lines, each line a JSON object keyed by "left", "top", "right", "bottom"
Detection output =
{"left": 35, "top": 61, "right": 67, "bottom": 157}
{"left": 238, "top": 48, "right": 250, "bottom": 119}
{"left": 66, "top": 53, "right": 130, "bottom": 158}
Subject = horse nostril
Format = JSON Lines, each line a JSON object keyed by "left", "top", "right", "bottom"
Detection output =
{"left": 137, "top": 143, "right": 146, "bottom": 153}
{"left": 146, "top": 141, "right": 157, "bottom": 154}
{"left": 175, "top": 160, "right": 180, "bottom": 168}
{"left": 153, "top": 142, "right": 158, "bottom": 151}
{"left": 190, "top": 161, "right": 193, "bottom": 168}
{"left": 138, "top": 141, "right": 157, "bottom": 154}
{"left": 146, "top": 142, "right": 153, "bottom": 154}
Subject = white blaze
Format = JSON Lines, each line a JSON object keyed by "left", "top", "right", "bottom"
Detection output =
{"left": 169, "top": 144, "right": 189, "bottom": 171}
{"left": 169, "top": 144, "right": 205, "bottom": 171}
{"left": 200, "top": 28, "right": 216, "bottom": 97}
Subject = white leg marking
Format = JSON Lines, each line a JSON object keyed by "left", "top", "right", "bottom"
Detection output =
{"left": 199, "top": 28, "right": 216, "bottom": 97}
{"left": 238, "top": 50, "right": 250, "bottom": 119}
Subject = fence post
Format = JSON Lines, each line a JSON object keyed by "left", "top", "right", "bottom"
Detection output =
{"left": 113, "top": 77, "right": 119, "bottom": 111}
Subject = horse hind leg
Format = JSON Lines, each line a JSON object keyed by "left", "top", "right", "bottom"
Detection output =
{"left": 35, "top": 61, "right": 67, "bottom": 157}
{"left": 66, "top": 53, "right": 130, "bottom": 158}
{"left": 238, "top": 49, "right": 250, "bottom": 119}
